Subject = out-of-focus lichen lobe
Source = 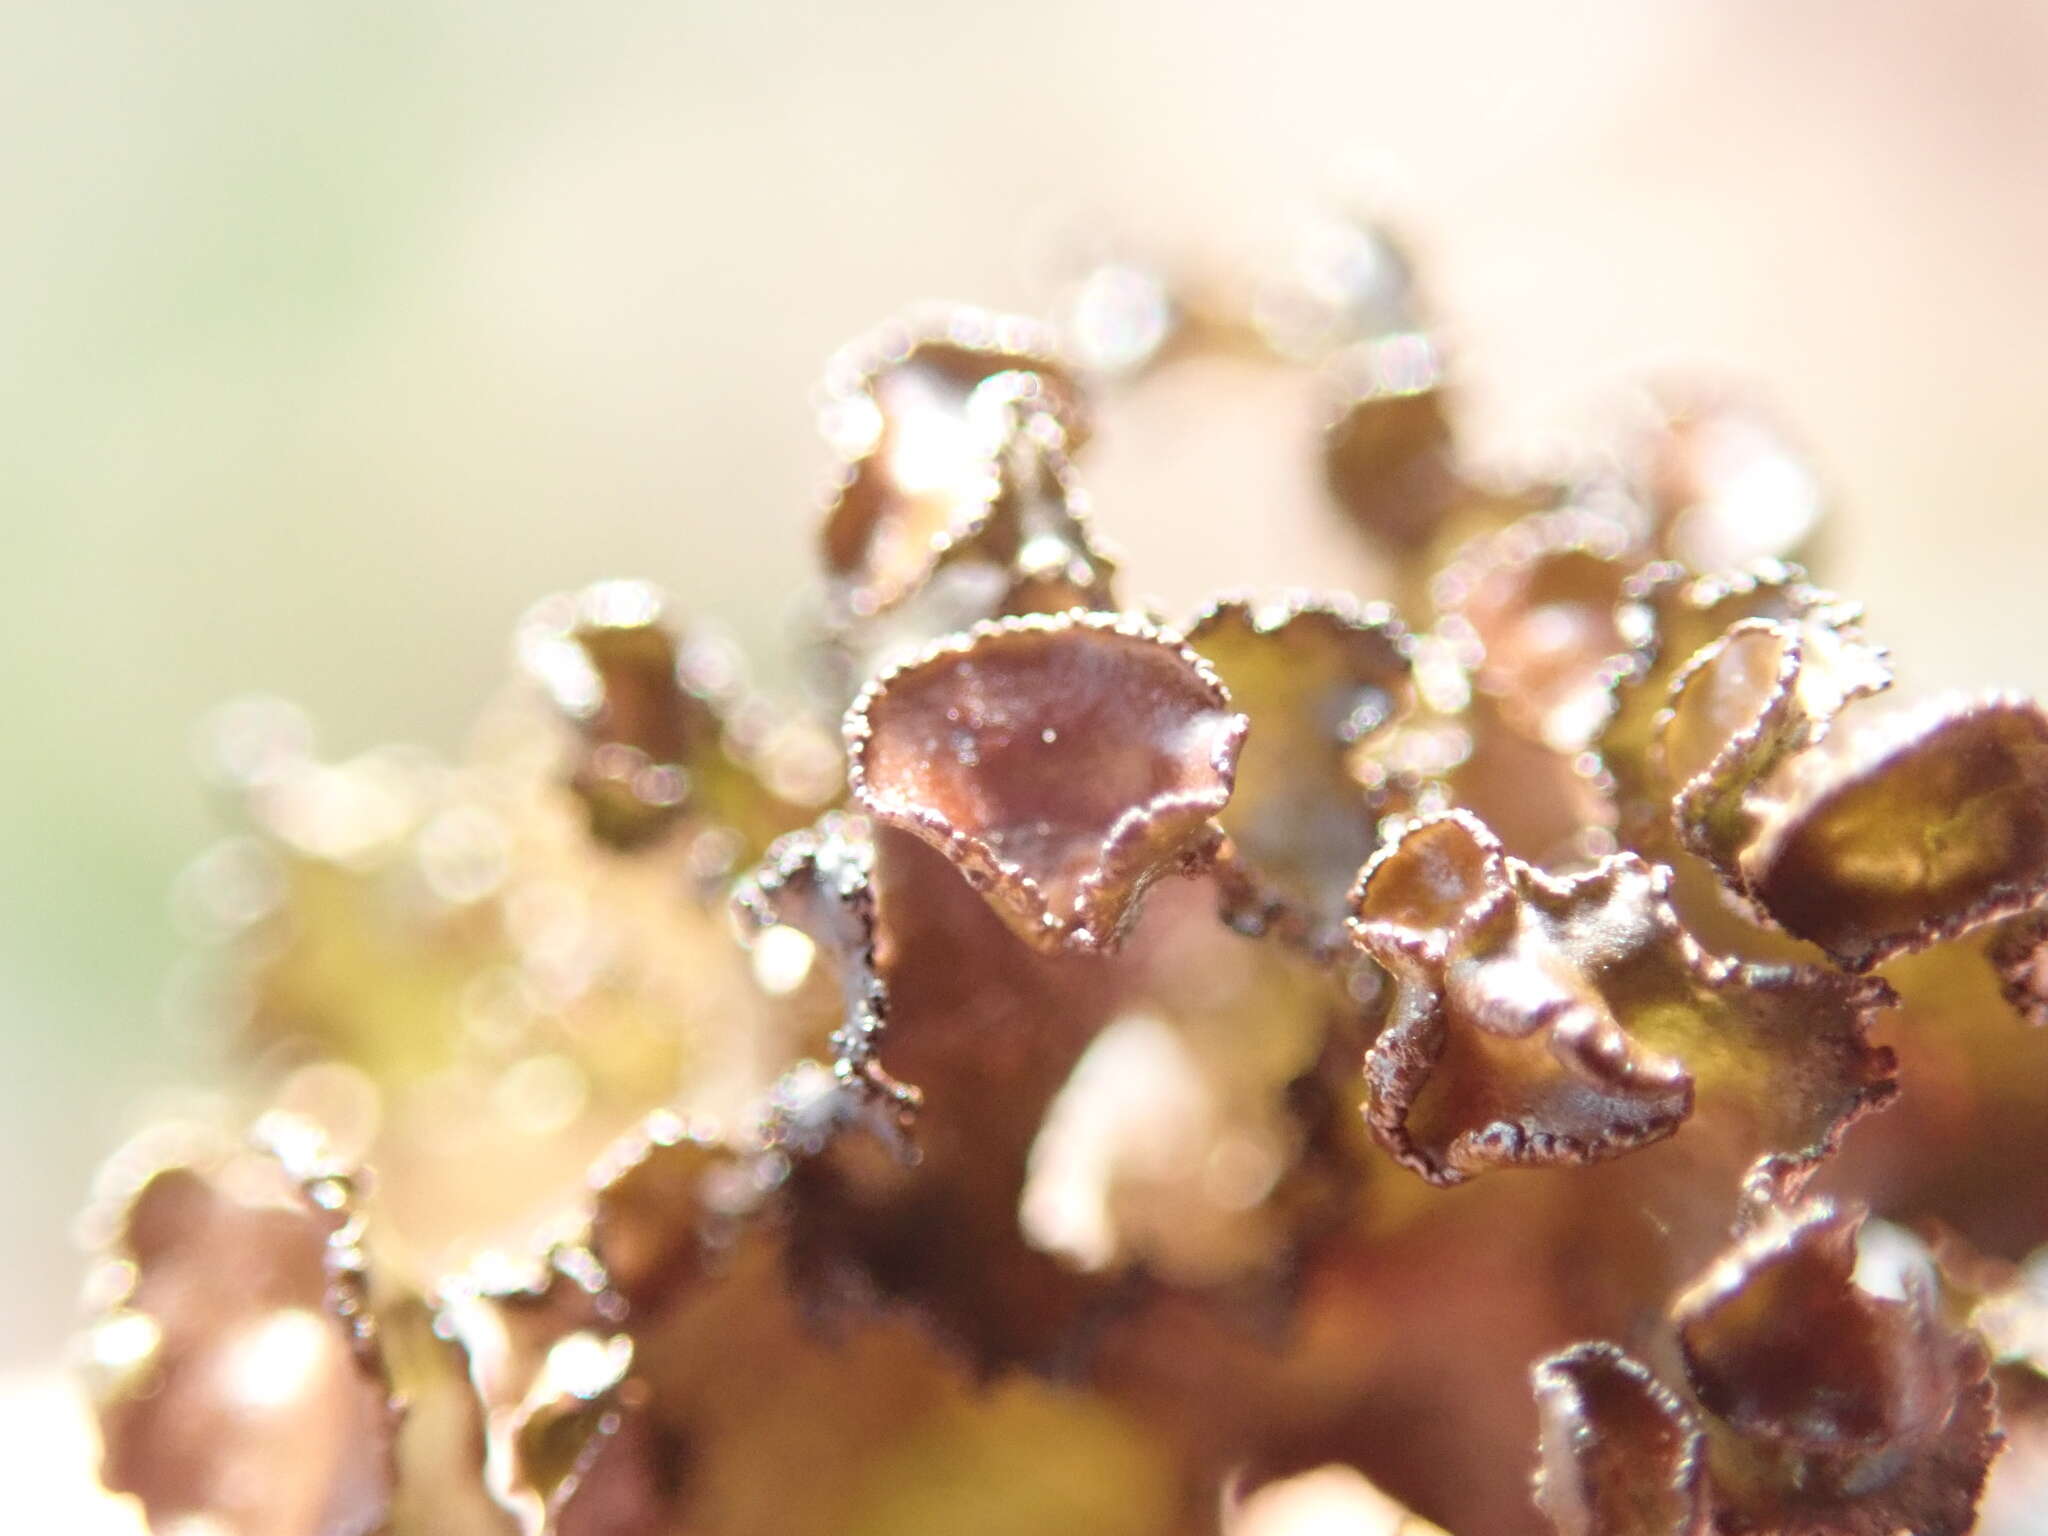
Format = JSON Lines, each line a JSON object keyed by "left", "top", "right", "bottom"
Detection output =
{"left": 88, "top": 1124, "right": 400, "bottom": 1536}
{"left": 1532, "top": 1342, "right": 1707, "bottom": 1536}
{"left": 518, "top": 580, "right": 812, "bottom": 860}
{"left": 1187, "top": 592, "right": 1414, "bottom": 954}
{"left": 1669, "top": 1202, "right": 2002, "bottom": 1535}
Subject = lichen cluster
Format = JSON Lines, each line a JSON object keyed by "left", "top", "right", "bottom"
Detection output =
{"left": 78, "top": 225, "right": 2048, "bottom": 1535}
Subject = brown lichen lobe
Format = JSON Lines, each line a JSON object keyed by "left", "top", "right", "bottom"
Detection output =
{"left": 1673, "top": 1202, "right": 2003, "bottom": 1536}
{"left": 816, "top": 370, "right": 1124, "bottom": 705}
{"left": 1677, "top": 1204, "right": 1954, "bottom": 1450}
{"left": 1595, "top": 560, "right": 1839, "bottom": 849}
{"left": 847, "top": 610, "right": 1247, "bottom": 953}
{"left": 85, "top": 1120, "right": 399, "bottom": 1536}
{"left": 1350, "top": 809, "right": 1895, "bottom": 1187}
{"left": 1660, "top": 610, "right": 1891, "bottom": 894}
{"left": 1323, "top": 348, "right": 1461, "bottom": 554}
{"left": 1532, "top": 1342, "right": 1707, "bottom": 1536}
{"left": 731, "top": 813, "right": 920, "bottom": 1120}
{"left": 1744, "top": 693, "right": 2048, "bottom": 971}
{"left": 1187, "top": 592, "right": 1414, "bottom": 954}
{"left": 1433, "top": 507, "right": 1638, "bottom": 752}
{"left": 1988, "top": 905, "right": 2048, "bottom": 1028}
{"left": 819, "top": 306, "right": 1087, "bottom": 617}
{"left": 1535, "top": 1200, "right": 2003, "bottom": 1536}
{"left": 518, "top": 579, "right": 807, "bottom": 860}
{"left": 1349, "top": 811, "right": 1695, "bottom": 1184}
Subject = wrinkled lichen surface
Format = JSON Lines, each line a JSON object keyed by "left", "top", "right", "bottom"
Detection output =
{"left": 78, "top": 224, "right": 2048, "bottom": 1536}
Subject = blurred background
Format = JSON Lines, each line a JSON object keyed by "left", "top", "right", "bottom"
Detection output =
{"left": 5, "top": 0, "right": 2048, "bottom": 1510}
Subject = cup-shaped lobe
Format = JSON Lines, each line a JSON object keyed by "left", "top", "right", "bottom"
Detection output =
{"left": 847, "top": 612, "right": 1246, "bottom": 952}
{"left": 1748, "top": 695, "right": 2048, "bottom": 971}
{"left": 819, "top": 308, "right": 1086, "bottom": 614}
{"left": 1675, "top": 1204, "right": 1961, "bottom": 1453}
{"left": 1348, "top": 808, "right": 1507, "bottom": 960}
{"left": 1348, "top": 812, "right": 1696, "bottom": 1185}
{"left": 1187, "top": 593, "right": 1414, "bottom": 953}
{"left": 1532, "top": 1342, "right": 1707, "bottom": 1536}
{"left": 1670, "top": 1202, "right": 2001, "bottom": 1536}
{"left": 1349, "top": 809, "right": 1893, "bottom": 1189}
{"left": 1596, "top": 563, "right": 1829, "bottom": 843}
{"left": 1661, "top": 613, "right": 1890, "bottom": 892}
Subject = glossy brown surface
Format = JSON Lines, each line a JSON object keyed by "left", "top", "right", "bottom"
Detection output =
{"left": 1750, "top": 696, "right": 2048, "bottom": 970}
{"left": 847, "top": 612, "right": 1246, "bottom": 953}
{"left": 89, "top": 1128, "right": 399, "bottom": 1536}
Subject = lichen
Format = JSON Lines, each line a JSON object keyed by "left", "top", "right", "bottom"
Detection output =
{"left": 80, "top": 230, "right": 2048, "bottom": 1536}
